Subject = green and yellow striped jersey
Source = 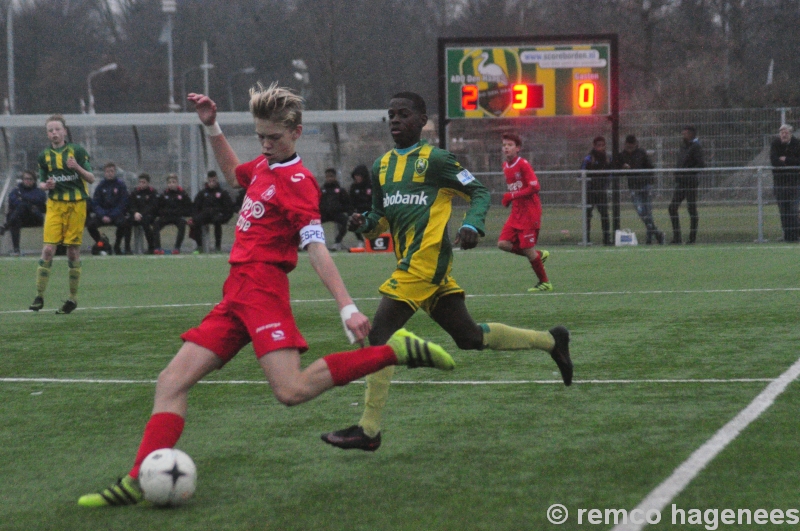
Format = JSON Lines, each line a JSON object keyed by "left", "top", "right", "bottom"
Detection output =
{"left": 362, "top": 140, "right": 490, "bottom": 285}
{"left": 37, "top": 143, "right": 92, "bottom": 202}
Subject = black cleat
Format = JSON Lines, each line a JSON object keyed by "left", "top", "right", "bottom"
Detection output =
{"left": 321, "top": 425, "right": 381, "bottom": 451}
{"left": 29, "top": 296, "right": 44, "bottom": 311}
{"left": 56, "top": 299, "right": 77, "bottom": 314}
{"left": 549, "top": 326, "right": 573, "bottom": 386}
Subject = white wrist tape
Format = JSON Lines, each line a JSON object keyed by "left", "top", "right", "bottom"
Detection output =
{"left": 204, "top": 122, "right": 222, "bottom": 137}
{"left": 340, "top": 304, "right": 359, "bottom": 344}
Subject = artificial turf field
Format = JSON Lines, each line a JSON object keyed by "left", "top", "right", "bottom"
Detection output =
{"left": 1, "top": 243, "right": 799, "bottom": 531}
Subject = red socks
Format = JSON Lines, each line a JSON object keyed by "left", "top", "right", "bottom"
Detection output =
{"left": 129, "top": 412, "right": 185, "bottom": 478}
{"left": 323, "top": 345, "right": 397, "bottom": 386}
{"left": 531, "top": 251, "right": 548, "bottom": 282}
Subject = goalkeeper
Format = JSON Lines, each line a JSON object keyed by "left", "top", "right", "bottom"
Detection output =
{"left": 321, "top": 92, "right": 573, "bottom": 452}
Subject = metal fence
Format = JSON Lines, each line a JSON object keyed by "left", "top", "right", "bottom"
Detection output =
{"left": 470, "top": 166, "right": 790, "bottom": 247}
{"left": 1, "top": 107, "right": 798, "bottom": 254}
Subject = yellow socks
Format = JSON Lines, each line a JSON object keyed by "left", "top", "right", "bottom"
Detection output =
{"left": 358, "top": 365, "right": 394, "bottom": 437}
{"left": 35, "top": 259, "right": 52, "bottom": 297}
{"left": 68, "top": 260, "right": 81, "bottom": 300}
{"left": 481, "top": 322, "right": 555, "bottom": 352}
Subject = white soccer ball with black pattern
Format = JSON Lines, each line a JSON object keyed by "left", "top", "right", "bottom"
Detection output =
{"left": 138, "top": 448, "right": 197, "bottom": 506}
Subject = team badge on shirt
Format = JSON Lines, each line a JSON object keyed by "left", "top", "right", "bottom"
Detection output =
{"left": 414, "top": 158, "right": 429, "bottom": 176}
{"left": 260, "top": 185, "right": 276, "bottom": 202}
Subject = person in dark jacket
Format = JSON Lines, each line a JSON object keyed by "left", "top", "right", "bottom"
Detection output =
{"left": 618, "top": 135, "right": 664, "bottom": 244}
{"left": 769, "top": 124, "right": 800, "bottom": 242}
{"left": 0, "top": 170, "right": 47, "bottom": 256}
{"left": 153, "top": 173, "right": 192, "bottom": 254}
{"left": 124, "top": 173, "right": 159, "bottom": 253}
{"left": 668, "top": 125, "right": 704, "bottom": 244}
{"left": 581, "top": 136, "right": 612, "bottom": 245}
{"left": 86, "top": 162, "right": 129, "bottom": 254}
{"left": 348, "top": 164, "right": 372, "bottom": 248}
{"left": 188, "top": 170, "right": 234, "bottom": 253}
{"left": 320, "top": 168, "right": 351, "bottom": 251}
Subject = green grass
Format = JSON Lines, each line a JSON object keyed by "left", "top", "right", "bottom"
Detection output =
{"left": 1, "top": 244, "right": 799, "bottom": 531}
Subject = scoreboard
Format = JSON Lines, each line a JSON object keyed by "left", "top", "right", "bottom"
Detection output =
{"left": 439, "top": 36, "right": 616, "bottom": 120}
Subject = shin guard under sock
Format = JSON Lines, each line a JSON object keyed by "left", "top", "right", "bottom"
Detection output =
{"left": 481, "top": 322, "right": 555, "bottom": 351}
{"left": 129, "top": 412, "right": 185, "bottom": 479}
{"left": 323, "top": 345, "right": 396, "bottom": 386}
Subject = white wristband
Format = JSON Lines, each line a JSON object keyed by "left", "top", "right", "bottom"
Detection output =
{"left": 340, "top": 304, "right": 359, "bottom": 344}
{"left": 204, "top": 122, "right": 222, "bottom": 137}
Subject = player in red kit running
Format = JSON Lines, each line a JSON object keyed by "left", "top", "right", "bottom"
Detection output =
{"left": 77, "top": 84, "right": 455, "bottom": 507}
{"left": 498, "top": 132, "right": 551, "bottom": 292}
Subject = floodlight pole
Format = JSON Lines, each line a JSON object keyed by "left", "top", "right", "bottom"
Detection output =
{"left": 6, "top": 1, "right": 14, "bottom": 114}
{"left": 162, "top": 0, "right": 179, "bottom": 112}
{"left": 87, "top": 63, "right": 118, "bottom": 114}
{"left": 227, "top": 67, "right": 256, "bottom": 112}
{"left": 202, "top": 40, "right": 211, "bottom": 97}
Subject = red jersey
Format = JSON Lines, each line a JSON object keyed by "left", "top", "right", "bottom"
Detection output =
{"left": 230, "top": 154, "right": 321, "bottom": 270}
{"left": 502, "top": 156, "right": 541, "bottom": 229}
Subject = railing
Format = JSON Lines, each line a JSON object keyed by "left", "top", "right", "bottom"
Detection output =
{"left": 467, "top": 166, "right": 799, "bottom": 246}
{"left": 2, "top": 164, "right": 797, "bottom": 255}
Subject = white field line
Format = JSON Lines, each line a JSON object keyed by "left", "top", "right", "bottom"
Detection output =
{"left": 611, "top": 355, "right": 800, "bottom": 531}
{"left": 0, "top": 377, "right": 776, "bottom": 386}
{"left": 1, "top": 287, "right": 798, "bottom": 315}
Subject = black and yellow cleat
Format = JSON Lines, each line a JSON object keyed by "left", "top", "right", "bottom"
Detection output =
{"left": 528, "top": 281, "right": 553, "bottom": 292}
{"left": 29, "top": 296, "right": 44, "bottom": 312}
{"left": 56, "top": 299, "right": 77, "bottom": 315}
{"left": 78, "top": 475, "right": 143, "bottom": 508}
{"left": 540, "top": 250, "right": 550, "bottom": 263}
{"left": 548, "top": 326, "right": 573, "bottom": 386}
{"left": 388, "top": 328, "right": 455, "bottom": 370}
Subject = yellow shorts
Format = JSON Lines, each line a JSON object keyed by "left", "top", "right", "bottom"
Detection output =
{"left": 378, "top": 269, "right": 465, "bottom": 314}
{"left": 43, "top": 199, "right": 87, "bottom": 246}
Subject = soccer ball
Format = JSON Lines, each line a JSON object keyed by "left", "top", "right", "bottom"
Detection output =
{"left": 138, "top": 448, "right": 197, "bottom": 506}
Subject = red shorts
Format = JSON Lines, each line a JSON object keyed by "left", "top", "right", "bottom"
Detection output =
{"left": 499, "top": 222, "right": 540, "bottom": 252}
{"left": 181, "top": 262, "right": 308, "bottom": 362}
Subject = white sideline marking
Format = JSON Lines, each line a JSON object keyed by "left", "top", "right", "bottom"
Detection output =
{"left": 611, "top": 356, "right": 800, "bottom": 531}
{"left": 1, "top": 287, "right": 798, "bottom": 315}
{"left": 0, "top": 377, "right": 776, "bottom": 386}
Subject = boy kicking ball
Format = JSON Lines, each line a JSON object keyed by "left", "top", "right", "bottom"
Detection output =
{"left": 77, "top": 84, "right": 454, "bottom": 507}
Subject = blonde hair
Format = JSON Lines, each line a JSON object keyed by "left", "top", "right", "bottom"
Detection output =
{"left": 248, "top": 82, "right": 303, "bottom": 129}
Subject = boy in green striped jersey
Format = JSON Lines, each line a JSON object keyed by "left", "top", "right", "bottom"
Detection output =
{"left": 29, "top": 115, "right": 95, "bottom": 314}
{"left": 321, "top": 92, "right": 573, "bottom": 451}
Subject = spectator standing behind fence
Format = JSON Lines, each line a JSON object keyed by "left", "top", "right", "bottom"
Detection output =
{"left": 668, "top": 125, "right": 704, "bottom": 245}
{"left": 769, "top": 124, "right": 800, "bottom": 243}
{"left": 125, "top": 173, "right": 159, "bottom": 254}
{"left": 320, "top": 168, "right": 352, "bottom": 252}
{"left": 86, "top": 162, "right": 130, "bottom": 255}
{"left": 617, "top": 135, "right": 664, "bottom": 245}
{"left": 348, "top": 165, "right": 372, "bottom": 249}
{"left": 189, "top": 170, "right": 234, "bottom": 253}
{"left": 581, "top": 136, "right": 612, "bottom": 245}
{"left": 0, "top": 170, "right": 47, "bottom": 256}
{"left": 153, "top": 173, "right": 192, "bottom": 255}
